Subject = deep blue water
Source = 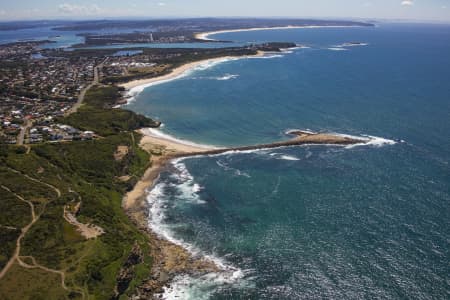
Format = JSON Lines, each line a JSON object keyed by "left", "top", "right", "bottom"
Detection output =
{"left": 132, "top": 24, "right": 450, "bottom": 299}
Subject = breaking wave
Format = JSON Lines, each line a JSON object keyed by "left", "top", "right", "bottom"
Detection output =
{"left": 147, "top": 159, "right": 252, "bottom": 299}
{"left": 216, "top": 74, "right": 239, "bottom": 80}
{"left": 328, "top": 47, "right": 349, "bottom": 51}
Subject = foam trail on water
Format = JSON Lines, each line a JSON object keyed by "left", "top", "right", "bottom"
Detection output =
{"left": 216, "top": 74, "right": 239, "bottom": 80}
{"left": 269, "top": 152, "right": 301, "bottom": 161}
{"left": 216, "top": 159, "right": 251, "bottom": 177}
{"left": 328, "top": 47, "right": 348, "bottom": 51}
{"left": 279, "top": 155, "right": 301, "bottom": 161}
{"left": 332, "top": 134, "right": 399, "bottom": 149}
{"left": 335, "top": 42, "right": 369, "bottom": 47}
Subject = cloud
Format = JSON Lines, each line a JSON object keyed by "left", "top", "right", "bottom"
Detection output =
{"left": 401, "top": 0, "right": 414, "bottom": 6}
{"left": 58, "top": 3, "right": 101, "bottom": 15}
{"left": 0, "top": 10, "right": 6, "bottom": 16}
{"left": 157, "top": 2, "right": 166, "bottom": 6}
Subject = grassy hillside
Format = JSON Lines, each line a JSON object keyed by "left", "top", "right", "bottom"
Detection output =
{"left": 62, "top": 86, "right": 160, "bottom": 136}
{"left": 0, "top": 87, "right": 159, "bottom": 299}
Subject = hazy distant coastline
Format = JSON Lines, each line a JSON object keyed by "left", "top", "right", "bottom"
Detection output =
{"left": 194, "top": 25, "right": 362, "bottom": 41}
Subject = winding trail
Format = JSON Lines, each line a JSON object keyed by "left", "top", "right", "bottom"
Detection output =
{"left": 17, "top": 256, "right": 68, "bottom": 290}
{"left": 6, "top": 167, "right": 61, "bottom": 197}
{"left": 0, "top": 170, "right": 77, "bottom": 296}
{"left": 0, "top": 185, "right": 38, "bottom": 280}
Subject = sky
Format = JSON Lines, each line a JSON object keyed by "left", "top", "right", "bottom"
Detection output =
{"left": 0, "top": 0, "right": 449, "bottom": 22}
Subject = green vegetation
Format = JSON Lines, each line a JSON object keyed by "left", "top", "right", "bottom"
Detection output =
{"left": 102, "top": 47, "right": 259, "bottom": 84}
{"left": 62, "top": 86, "right": 160, "bottom": 136}
{"left": 1, "top": 264, "right": 70, "bottom": 300}
{"left": 0, "top": 86, "right": 160, "bottom": 299}
{"left": 82, "top": 85, "right": 123, "bottom": 108}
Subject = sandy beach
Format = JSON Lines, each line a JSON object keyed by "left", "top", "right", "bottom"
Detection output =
{"left": 123, "top": 128, "right": 216, "bottom": 212}
{"left": 194, "top": 25, "right": 356, "bottom": 41}
{"left": 122, "top": 128, "right": 221, "bottom": 297}
{"left": 119, "top": 52, "right": 264, "bottom": 92}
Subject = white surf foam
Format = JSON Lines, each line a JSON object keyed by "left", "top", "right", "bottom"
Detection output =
{"left": 253, "top": 54, "right": 284, "bottom": 59}
{"left": 285, "top": 128, "right": 316, "bottom": 135}
{"left": 147, "top": 161, "right": 250, "bottom": 299}
{"left": 331, "top": 133, "right": 398, "bottom": 149}
{"left": 359, "top": 135, "right": 398, "bottom": 148}
{"left": 268, "top": 151, "right": 301, "bottom": 161}
{"left": 328, "top": 47, "right": 348, "bottom": 51}
{"left": 162, "top": 269, "right": 252, "bottom": 300}
{"left": 279, "top": 155, "right": 301, "bottom": 161}
{"left": 216, "top": 73, "right": 239, "bottom": 81}
{"left": 216, "top": 159, "right": 251, "bottom": 177}
{"left": 124, "top": 57, "right": 243, "bottom": 104}
{"left": 336, "top": 42, "right": 369, "bottom": 47}
{"left": 125, "top": 72, "right": 191, "bottom": 104}
{"left": 124, "top": 48, "right": 301, "bottom": 104}
{"left": 170, "top": 160, "right": 206, "bottom": 204}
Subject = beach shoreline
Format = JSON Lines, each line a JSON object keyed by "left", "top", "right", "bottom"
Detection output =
{"left": 122, "top": 129, "right": 220, "bottom": 297}
{"left": 119, "top": 51, "right": 265, "bottom": 94}
{"left": 194, "top": 25, "right": 357, "bottom": 41}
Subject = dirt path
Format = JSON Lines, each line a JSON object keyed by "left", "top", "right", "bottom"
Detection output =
{"left": 0, "top": 170, "right": 60, "bottom": 280}
{"left": 17, "top": 256, "right": 68, "bottom": 290}
{"left": 0, "top": 169, "right": 86, "bottom": 297}
{"left": 6, "top": 167, "right": 61, "bottom": 197}
{"left": 0, "top": 185, "right": 38, "bottom": 280}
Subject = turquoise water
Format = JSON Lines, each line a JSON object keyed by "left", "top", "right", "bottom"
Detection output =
{"left": 126, "top": 24, "right": 450, "bottom": 299}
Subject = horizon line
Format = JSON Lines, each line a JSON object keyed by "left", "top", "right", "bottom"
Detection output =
{"left": 0, "top": 16, "right": 449, "bottom": 25}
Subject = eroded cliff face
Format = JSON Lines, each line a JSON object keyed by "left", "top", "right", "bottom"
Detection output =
{"left": 114, "top": 242, "right": 144, "bottom": 299}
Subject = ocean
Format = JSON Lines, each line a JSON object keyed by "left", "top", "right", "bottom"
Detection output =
{"left": 127, "top": 23, "right": 450, "bottom": 299}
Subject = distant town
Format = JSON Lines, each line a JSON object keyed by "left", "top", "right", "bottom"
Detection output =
{"left": 0, "top": 18, "right": 372, "bottom": 145}
{"left": 0, "top": 38, "right": 304, "bottom": 145}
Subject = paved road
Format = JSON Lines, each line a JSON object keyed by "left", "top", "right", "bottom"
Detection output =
{"left": 65, "top": 57, "right": 108, "bottom": 116}
{"left": 16, "top": 119, "right": 32, "bottom": 145}
{"left": 16, "top": 58, "right": 108, "bottom": 145}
